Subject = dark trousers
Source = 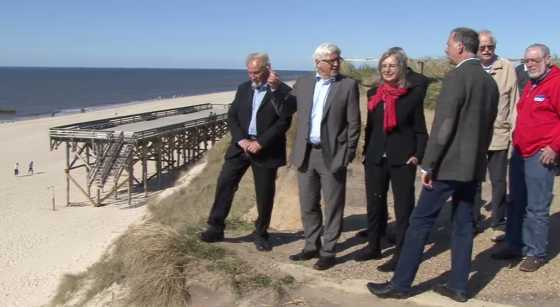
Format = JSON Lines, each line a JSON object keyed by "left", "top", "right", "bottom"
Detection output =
{"left": 207, "top": 154, "right": 278, "bottom": 237}
{"left": 473, "top": 149, "right": 508, "bottom": 228}
{"left": 392, "top": 180, "right": 476, "bottom": 293}
{"left": 364, "top": 158, "right": 416, "bottom": 256}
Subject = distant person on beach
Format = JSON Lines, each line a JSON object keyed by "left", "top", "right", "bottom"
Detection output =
{"left": 14, "top": 162, "right": 19, "bottom": 176}
{"left": 356, "top": 47, "right": 428, "bottom": 273}
{"left": 367, "top": 27, "right": 498, "bottom": 302}
{"left": 28, "top": 161, "right": 34, "bottom": 175}
{"left": 492, "top": 43, "right": 560, "bottom": 272}
{"left": 472, "top": 30, "right": 519, "bottom": 241}
{"left": 287, "top": 42, "right": 361, "bottom": 271}
{"left": 199, "top": 53, "right": 294, "bottom": 252}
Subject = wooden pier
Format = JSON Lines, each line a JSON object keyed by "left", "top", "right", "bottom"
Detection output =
{"left": 49, "top": 103, "right": 229, "bottom": 207}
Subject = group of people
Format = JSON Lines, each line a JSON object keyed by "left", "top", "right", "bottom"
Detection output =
{"left": 14, "top": 161, "right": 34, "bottom": 176}
{"left": 198, "top": 26, "right": 560, "bottom": 302}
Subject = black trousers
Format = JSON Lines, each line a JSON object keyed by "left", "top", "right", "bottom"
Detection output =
{"left": 473, "top": 149, "right": 508, "bottom": 228}
{"left": 364, "top": 158, "right": 416, "bottom": 255}
{"left": 207, "top": 154, "right": 278, "bottom": 237}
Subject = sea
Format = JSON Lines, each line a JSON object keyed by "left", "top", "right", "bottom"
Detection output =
{"left": 0, "top": 67, "right": 310, "bottom": 121}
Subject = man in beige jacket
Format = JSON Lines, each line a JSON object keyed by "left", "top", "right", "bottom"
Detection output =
{"left": 475, "top": 30, "right": 519, "bottom": 241}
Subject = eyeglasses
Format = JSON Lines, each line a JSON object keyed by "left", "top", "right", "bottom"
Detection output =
{"left": 320, "top": 57, "right": 343, "bottom": 65}
{"left": 479, "top": 45, "right": 495, "bottom": 51}
{"left": 522, "top": 58, "right": 544, "bottom": 64}
{"left": 381, "top": 64, "right": 399, "bottom": 69}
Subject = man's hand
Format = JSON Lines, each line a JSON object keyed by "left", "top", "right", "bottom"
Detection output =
{"left": 539, "top": 146, "right": 558, "bottom": 166}
{"left": 247, "top": 141, "right": 262, "bottom": 154}
{"left": 421, "top": 171, "right": 433, "bottom": 189}
{"left": 238, "top": 139, "right": 251, "bottom": 152}
{"left": 406, "top": 156, "right": 418, "bottom": 166}
{"left": 267, "top": 69, "right": 280, "bottom": 91}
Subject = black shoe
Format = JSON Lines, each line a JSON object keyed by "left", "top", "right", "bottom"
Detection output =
{"left": 491, "top": 246, "right": 522, "bottom": 260}
{"left": 313, "top": 256, "right": 336, "bottom": 270}
{"left": 473, "top": 222, "right": 484, "bottom": 235}
{"left": 366, "top": 281, "right": 409, "bottom": 299}
{"left": 254, "top": 236, "right": 272, "bottom": 252}
{"left": 384, "top": 233, "right": 396, "bottom": 246}
{"left": 377, "top": 256, "right": 398, "bottom": 272}
{"left": 289, "top": 249, "right": 319, "bottom": 261}
{"left": 357, "top": 229, "right": 368, "bottom": 237}
{"left": 199, "top": 228, "right": 224, "bottom": 243}
{"left": 433, "top": 284, "right": 468, "bottom": 303}
{"left": 355, "top": 248, "right": 382, "bottom": 262}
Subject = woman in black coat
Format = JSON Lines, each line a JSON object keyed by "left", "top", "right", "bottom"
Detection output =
{"left": 356, "top": 47, "right": 428, "bottom": 272}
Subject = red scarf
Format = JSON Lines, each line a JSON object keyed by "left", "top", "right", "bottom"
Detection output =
{"left": 367, "top": 83, "right": 408, "bottom": 132}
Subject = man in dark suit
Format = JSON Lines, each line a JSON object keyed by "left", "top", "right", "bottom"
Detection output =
{"left": 367, "top": 27, "right": 499, "bottom": 302}
{"left": 287, "top": 43, "right": 361, "bottom": 270}
{"left": 199, "top": 53, "right": 293, "bottom": 252}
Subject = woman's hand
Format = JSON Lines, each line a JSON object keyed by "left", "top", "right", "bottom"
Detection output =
{"left": 406, "top": 156, "right": 418, "bottom": 165}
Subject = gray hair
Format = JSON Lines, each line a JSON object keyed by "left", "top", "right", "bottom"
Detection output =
{"left": 526, "top": 43, "right": 551, "bottom": 58}
{"left": 478, "top": 30, "right": 497, "bottom": 45}
{"left": 313, "top": 43, "right": 341, "bottom": 61}
{"left": 451, "top": 27, "right": 479, "bottom": 54}
{"left": 246, "top": 52, "right": 270, "bottom": 68}
{"left": 378, "top": 47, "right": 409, "bottom": 87}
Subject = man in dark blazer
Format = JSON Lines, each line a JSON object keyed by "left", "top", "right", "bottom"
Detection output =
{"left": 199, "top": 53, "right": 293, "bottom": 252}
{"left": 367, "top": 28, "right": 499, "bottom": 302}
{"left": 287, "top": 43, "right": 361, "bottom": 270}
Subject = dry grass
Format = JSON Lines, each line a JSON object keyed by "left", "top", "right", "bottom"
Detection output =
{"left": 147, "top": 134, "right": 257, "bottom": 232}
{"left": 340, "top": 61, "right": 377, "bottom": 87}
{"left": 343, "top": 58, "right": 451, "bottom": 110}
{"left": 49, "top": 136, "right": 292, "bottom": 307}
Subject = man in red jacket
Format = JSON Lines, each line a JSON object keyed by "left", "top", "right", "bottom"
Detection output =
{"left": 492, "top": 43, "right": 560, "bottom": 272}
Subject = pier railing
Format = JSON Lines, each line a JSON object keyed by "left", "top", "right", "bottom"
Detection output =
{"left": 50, "top": 103, "right": 231, "bottom": 207}
{"left": 49, "top": 103, "right": 228, "bottom": 148}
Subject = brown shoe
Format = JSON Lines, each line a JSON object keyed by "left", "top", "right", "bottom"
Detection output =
{"left": 519, "top": 256, "right": 546, "bottom": 272}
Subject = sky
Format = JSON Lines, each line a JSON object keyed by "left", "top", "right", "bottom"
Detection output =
{"left": 1, "top": 0, "right": 559, "bottom": 70}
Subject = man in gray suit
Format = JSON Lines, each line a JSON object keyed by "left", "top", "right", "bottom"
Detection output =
{"left": 287, "top": 43, "right": 361, "bottom": 270}
{"left": 367, "top": 27, "right": 499, "bottom": 302}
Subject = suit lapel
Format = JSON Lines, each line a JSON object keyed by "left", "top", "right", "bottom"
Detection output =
{"left": 300, "top": 76, "right": 315, "bottom": 121}
{"left": 257, "top": 90, "right": 272, "bottom": 113}
{"left": 246, "top": 86, "right": 255, "bottom": 117}
{"left": 322, "top": 77, "right": 339, "bottom": 121}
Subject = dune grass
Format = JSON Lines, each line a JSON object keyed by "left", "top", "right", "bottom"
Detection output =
{"left": 49, "top": 136, "right": 294, "bottom": 307}
{"left": 342, "top": 57, "right": 450, "bottom": 110}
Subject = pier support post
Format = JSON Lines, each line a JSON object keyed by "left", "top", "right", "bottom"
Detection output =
{"left": 65, "top": 142, "right": 70, "bottom": 206}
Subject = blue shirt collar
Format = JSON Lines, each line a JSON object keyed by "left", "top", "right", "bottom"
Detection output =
{"left": 315, "top": 74, "right": 336, "bottom": 84}
{"left": 251, "top": 82, "right": 268, "bottom": 91}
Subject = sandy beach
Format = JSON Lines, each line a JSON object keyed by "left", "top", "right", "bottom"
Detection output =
{"left": 0, "top": 91, "right": 235, "bottom": 306}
